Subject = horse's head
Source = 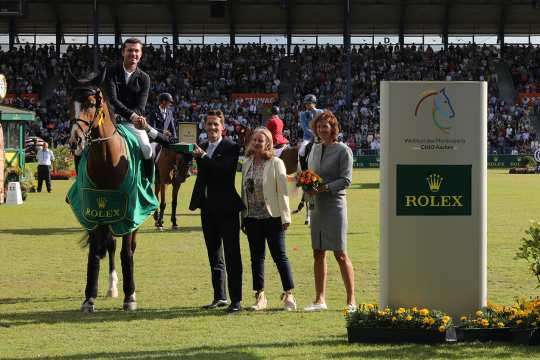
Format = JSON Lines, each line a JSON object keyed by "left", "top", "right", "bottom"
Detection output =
{"left": 68, "top": 69, "right": 108, "bottom": 154}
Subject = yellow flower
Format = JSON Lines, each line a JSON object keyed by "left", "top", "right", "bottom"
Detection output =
{"left": 481, "top": 319, "right": 489, "bottom": 328}
{"left": 342, "top": 308, "right": 349, "bottom": 316}
{"left": 442, "top": 316, "right": 450, "bottom": 324}
{"left": 475, "top": 310, "right": 483, "bottom": 317}
{"left": 405, "top": 315, "right": 413, "bottom": 321}
{"left": 419, "top": 308, "right": 429, "bottom": 316}
{"left": 516, "top": 320, "right": 523, "bottom": 326}
{"left": 377, "top": 311, "right": 385, "bottom": 317}
{"left": 384, "top": 307, "right": 391, "bottom": 314}
{"left": 438, "top": 325, "right": 446, "bottom": 333}
{"left": 460, "top": 316, "right": 468, "bottom": 322}
{"left": 411, "top": 307, "right": 418, "bottom": 313}
{"left": 391, "top": 317, "right": 397, "bottom": 322}
{"left": 497, "top": 322, "right": 505, "bottom": 328}
{"left": 366, "top": 303, "right": 375, "bottom": 310}
{"left": 397, "top": 307, "right": 406, "bottom": 314}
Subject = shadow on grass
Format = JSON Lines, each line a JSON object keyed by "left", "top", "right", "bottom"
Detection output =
{"left": 0, "top": 306, "right": 282, "bottom": 327}
{"left": 0, "top": 296, "right": 79, "bottom": 305}
{"left": 137, "top": 226, "right": 201, "bottom": 234}
{"left": 2, "top": 340, "right": 538, "bottom": 360}
{"left": 349, "top": 183, "right": 379, "bottom": 190}
{"left": 0, "top": 339, "right": 344, "bottom": 360}
{"left": 0, "top": 227, "right": 83, "bottom": 236}
{"left": 329, "top": 342, "right": 537, "bottom": 359}
{"left": 0, "top": 226, "right": 201, "bottom": 237}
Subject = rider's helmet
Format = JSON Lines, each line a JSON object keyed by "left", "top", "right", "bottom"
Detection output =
{"left": 158, "top": 92, "right": 174, "bottom": 103}
{"left": 303, "top": 94, "right": 317, "bottom": 104}
{"left": 271, "top": 105, "right": 280, "bottom": 115}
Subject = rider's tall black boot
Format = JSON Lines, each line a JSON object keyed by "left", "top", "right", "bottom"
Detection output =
{"left": 143, "top": 158, "right": 155, "bottom": 181}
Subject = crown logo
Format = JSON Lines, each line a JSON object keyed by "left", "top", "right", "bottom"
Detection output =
{"left": 97, "top": 196, "right": 107, "bottom": 209}
{"left": 426, "top": 174, "right": 443, "bottom": 192}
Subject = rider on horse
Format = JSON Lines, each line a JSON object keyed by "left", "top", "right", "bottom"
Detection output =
{"left": 298, "top": 94, "right": 323, "bottom": 169}
{"left": 148, "top": 92, "right": 177, "bottom": 162}
{"left": 294, "top": 94, "right": 323, "bottom": 221}
{"left": 266, "top": 105, "right": 289, "bottom": 157}
{"left": 104, "top": 37, "right": 155, "bottom": 180}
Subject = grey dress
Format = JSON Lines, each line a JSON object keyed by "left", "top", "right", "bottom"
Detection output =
{"left": 308, "top": 142, "right": 353, "bottom": 251}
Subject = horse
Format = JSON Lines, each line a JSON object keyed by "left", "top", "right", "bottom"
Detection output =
{"left": 70, "top": 110, "right": 119, "bottom": 301}
{"left": 67, "top": 70, "right": 149, "bottom": 312}
{"left": 153, "top": 146, "right": 191, "bottom": 230}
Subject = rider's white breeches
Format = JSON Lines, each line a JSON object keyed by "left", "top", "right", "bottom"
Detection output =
{"left": 124, "top": 123, "right": 152, "bottom": 160}
{"left": 299, "top": 139, "right": 311, "bottom": 157}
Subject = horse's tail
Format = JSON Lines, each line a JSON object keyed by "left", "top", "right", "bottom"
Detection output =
{"left": 79, "top": 226, "right": 114, "bottom": 259}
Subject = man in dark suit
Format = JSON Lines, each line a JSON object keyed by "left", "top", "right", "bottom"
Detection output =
{"left": 190, "top": 109, "right": 244, "bottom": 312}
{"left": 104, "top": 37, "right": 154, "bottom": 179}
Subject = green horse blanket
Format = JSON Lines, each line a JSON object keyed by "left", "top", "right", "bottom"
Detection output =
{"left": 67, "top": 124, "right": 158, "bottom": 236}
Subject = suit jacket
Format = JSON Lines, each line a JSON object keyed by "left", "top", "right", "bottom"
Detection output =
{"left": 104, "top": 63, "right": 150, "bottom": 121}
{"left": 189, "top": 138, "right": 244, "bottom": 214}
{"left": 241, "top": 156, "right": 291, "bottom": 225}
{"left": 148, "top": 106, "right": 177, "bottom": 139}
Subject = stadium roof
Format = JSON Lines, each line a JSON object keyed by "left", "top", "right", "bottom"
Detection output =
{"left": 1, "top": 0, "right": 540, "bottom": 36}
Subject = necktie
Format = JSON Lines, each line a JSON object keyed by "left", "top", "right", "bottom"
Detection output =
{"left": 207, "top": 143, "right": 216, "bottom": 158}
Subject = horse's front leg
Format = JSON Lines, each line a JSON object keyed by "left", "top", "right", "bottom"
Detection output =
{"left": 171, "top": 182, "right": 180, "bottom": 229}
{"left": 106, "top": 237, "right": 118, "bottom": 298}
{"left": 82, "top": 233, "right": 100, "bottom": 312}
{"left": 121, "top": 230, "right": 137, "bottom": 311}
{"left": 156, "top": 185, "right": 166, "bottom": 230}
{"left": 153, "top": 182, "right": 160, "bottom": 221}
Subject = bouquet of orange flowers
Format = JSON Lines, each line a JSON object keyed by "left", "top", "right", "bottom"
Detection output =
{"left": 296, "top": 170, "right": 323, "bottom": 191}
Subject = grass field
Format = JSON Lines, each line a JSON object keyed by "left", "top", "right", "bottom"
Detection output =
{"left": 1, "top": 169, "right": 539, "bottom": 359}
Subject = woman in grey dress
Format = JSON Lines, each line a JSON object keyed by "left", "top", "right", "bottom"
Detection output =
{"left": 303, "top": 111, "right": 356, "bottom": 312}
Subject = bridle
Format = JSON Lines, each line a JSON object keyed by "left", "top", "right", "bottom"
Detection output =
{"left": 73, "top": 87, "right": 117, "bottom": 145}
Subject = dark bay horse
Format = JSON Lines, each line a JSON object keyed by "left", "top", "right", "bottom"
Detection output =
{"left": 153, "top": 147, "right": 190, "bottom": 230}
{"left": 68, "top": 72, "right": 141, "bottom": 312}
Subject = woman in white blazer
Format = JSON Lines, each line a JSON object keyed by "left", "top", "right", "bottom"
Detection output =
{"left": 241, "top": 127, "right": 296, "bottom": 311}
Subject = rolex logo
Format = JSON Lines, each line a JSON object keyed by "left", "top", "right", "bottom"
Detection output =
{"left": 97, "top": 196, "right": 107, "bottom": 209}
{"left": 426, "top": 174, "right": 443, "bottom": 192}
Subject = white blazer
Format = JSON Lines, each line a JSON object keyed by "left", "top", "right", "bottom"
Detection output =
{"left": 241, "top": 156, "right": 291, "bottom": 225}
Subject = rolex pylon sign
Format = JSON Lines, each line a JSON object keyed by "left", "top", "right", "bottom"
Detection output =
{"left": 380, "top": 82, "right": 487, "bottom": 320}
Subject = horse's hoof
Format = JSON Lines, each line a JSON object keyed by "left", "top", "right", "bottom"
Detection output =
{"left": 123, "top": 294, "right": 137, "bottom": 311}
{"left": 106, "top": 288, "right": 119, "bottom": 298}
{"left": 171, "top": 224, "right": 178, "bottom": 230}
{"left": 157, "top": 226, "right": 164, "bottom": 232}
{"left": 123, "top": 301, "right": 137, "bottom": 311}
{"left": 81, "top": 298, "right": 95, "bottom": 313}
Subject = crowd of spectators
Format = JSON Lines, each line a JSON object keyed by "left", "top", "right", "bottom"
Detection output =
{"left": 2, "top": 42, "right": 539, "bottom": 155}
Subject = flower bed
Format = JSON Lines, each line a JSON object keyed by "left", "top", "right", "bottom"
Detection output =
{"left": 51, "top": 170, "right": 75, "bottom": 180}
{"left": 345, "top": 304, "right": 453, "bottom": 344}
{"left": 458, "top": 299, "right": 540, "bottom": 343}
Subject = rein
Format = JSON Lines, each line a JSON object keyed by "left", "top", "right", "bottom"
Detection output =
{"left": 75, "top": 89, "right": 117, "bottom": 145}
